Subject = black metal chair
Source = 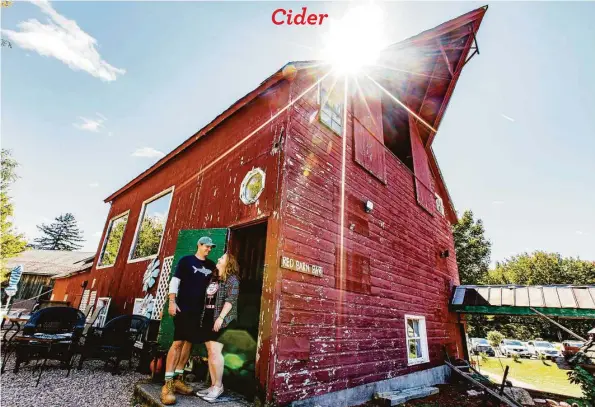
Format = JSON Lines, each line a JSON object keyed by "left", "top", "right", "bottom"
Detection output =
{"left": 8, "top": 307, "right": 85, "bottom": 385}
{"left": 77, "top": 314, "right": 150, "bottom": 374}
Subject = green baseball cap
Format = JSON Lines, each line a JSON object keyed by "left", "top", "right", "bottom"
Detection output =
{"left": 198, "top": 236, "right": 216, "bottom": 248}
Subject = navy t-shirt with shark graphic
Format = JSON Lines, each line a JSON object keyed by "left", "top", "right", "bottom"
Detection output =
{"left": 174, "top": 255, "right": 216, "bottom": 313}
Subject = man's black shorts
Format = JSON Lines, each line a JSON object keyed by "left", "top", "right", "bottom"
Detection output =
{"left": 173, "top": 311, "right": 202, "bottom": 343}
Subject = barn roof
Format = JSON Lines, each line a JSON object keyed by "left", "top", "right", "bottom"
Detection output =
{"left": 451, "top": 284, "right": 595, "bottom": 319}
{"left": 6, "top": 250, "right": 95, "bottom": 276}
{"left": 105, "top": 6, "right": 487, "bottom": 205}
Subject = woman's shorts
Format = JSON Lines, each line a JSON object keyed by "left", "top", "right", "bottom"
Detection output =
{"left": 201, "top": 318, "right": 239, "bottom": 344}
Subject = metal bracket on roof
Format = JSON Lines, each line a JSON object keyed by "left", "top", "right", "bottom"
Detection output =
{"left": 460, "top": 27, "right": 481, "bottom": 71}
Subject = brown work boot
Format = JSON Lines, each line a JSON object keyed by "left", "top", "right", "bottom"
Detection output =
{"left": 173, "top": 376, "right": 194, "bottom": 395}
{"left": 160, "top": 379, "right": 176, "bottom": 405}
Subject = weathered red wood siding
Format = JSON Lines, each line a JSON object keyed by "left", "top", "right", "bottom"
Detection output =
{"left": 52, "top": 81, "right": 290, "bottom": 320}
{"left": 271, "top": 69, "right": 462, "bottom": 405}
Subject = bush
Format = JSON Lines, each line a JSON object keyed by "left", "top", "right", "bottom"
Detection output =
{"left": 568, "top": 353, "right": 595, "bottom": 406}
{"left": 512, "top": 353, "right": 520, "bottom": 363}
{"left": 487, "top": 330, "right": 504, "bottom": 348}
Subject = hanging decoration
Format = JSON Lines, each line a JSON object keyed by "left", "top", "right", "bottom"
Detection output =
{"left": 240, "top": 168, "right": 266, "bottom": 205}
{"left": 142, "top": 258, "right": 160, "bottom": 292}
{"left": 139, "top": 293, "right": 155, "bottom": 319}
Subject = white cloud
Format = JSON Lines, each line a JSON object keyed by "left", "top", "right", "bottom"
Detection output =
{"left": 576, "top": 230, "right": 584, "bottom": 235}
{"left": 501, "top": 114, "right": 515, "bottom": 122}
{"left": 93, "top": 231, "right": 102, "bottom": 237}
{"left": 1, "top": 0, "right": 125, "bottom": 82}
{"left": 492, "top": 200, "right": 505, "bottom": 205}
{"left": 132, "top": 147, "right": 165, "bottom": 159}
{"left": 89, "top": 182, "right": 99, "bottom": 188}
{"left": 107, "top": 132, "right": 114, "bottom": 137}
{"left": 73, "top": 115, "right": 105, "bottom": 132}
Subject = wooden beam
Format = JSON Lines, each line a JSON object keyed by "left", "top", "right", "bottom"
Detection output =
{"left": 425, "top": 25, "right": 477, "bottom": 147}
{"left": 445, "top": 361, "right": 522, "bottom": 407}
{"left": 438, "top": 39, "right": 455, "bottom": 77}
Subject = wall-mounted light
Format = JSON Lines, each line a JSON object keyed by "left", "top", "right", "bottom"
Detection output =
{"left": 364, "top": 200, "right": 374, "bottom": 213}
{"left": 439, "top": 250, "right": 450, "bottom": 259}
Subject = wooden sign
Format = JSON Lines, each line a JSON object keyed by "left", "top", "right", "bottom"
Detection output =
{"left": 280, "top": 256, "right": 323, "bottom": 277}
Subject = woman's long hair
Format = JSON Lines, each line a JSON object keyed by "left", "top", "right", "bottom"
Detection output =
{"left": 219, "top": 253, "right": 240, "bottom": 281}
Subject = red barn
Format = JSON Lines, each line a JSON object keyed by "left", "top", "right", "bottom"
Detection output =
{"left": 53, "top": 6, "right": 487, "bottom": 406}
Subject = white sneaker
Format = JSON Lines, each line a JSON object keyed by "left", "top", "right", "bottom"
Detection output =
{"left": 201, "top": 385, "right": 224, "bottom": 401}
{"left": 195, "top": 386, "right": 213, "bottom": 397}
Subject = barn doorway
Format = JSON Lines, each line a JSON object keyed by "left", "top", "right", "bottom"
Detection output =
{"left": 222, "top": 221, "right": 267, "bottom": 398}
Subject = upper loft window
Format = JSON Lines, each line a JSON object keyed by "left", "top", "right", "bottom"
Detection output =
{"left": 97, "top": 211, "right": 129, "bottom": 268}
{"left": 405, "top": 315, "right": 430, "bottom": 365}
{"left": 129, "top": 188, "right": 173, "bottom": 262}
{"left": 319, "top": 78, "right": 344, "bottom": 136}
{"left": 382, "top": 92, "right": 413, "bottom": 171}
{"left": 435, "top": 193, "right": 445, "bottom": 217}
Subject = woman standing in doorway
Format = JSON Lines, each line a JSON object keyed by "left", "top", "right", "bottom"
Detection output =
{"left": 196, "top": 253, "right": 240, "bottom": 402}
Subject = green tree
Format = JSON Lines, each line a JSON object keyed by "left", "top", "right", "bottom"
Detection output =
{"left": 487, "top": 330, "right": 504, "bottom": 348}
{"left": 98, "top": 218, "right": 127, "bottom": 266}
{"left": 131, "top": 216, "right": 164, "bottom": 259}
{"left": 452, "top": 210, "right": 492, "bottom": 285}
{"left": 483, "top": 252, "right": 595, "bottom": 341}
{"left": 1, "top": 149, "right": 27, "bottom": 283}
{"left": 485, "top": 251, "right": 595, "bottom": 286}
{"left": 34, "top": 213, "right": 84, "bottom": 251}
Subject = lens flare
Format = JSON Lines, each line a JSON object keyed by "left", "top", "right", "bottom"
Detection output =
{"left": 321, "top": 4, "right": 386, "bottom": 74}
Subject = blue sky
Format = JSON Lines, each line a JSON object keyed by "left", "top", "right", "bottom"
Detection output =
{"left": 2, "top": 1, "right": 594, "bottom": 265}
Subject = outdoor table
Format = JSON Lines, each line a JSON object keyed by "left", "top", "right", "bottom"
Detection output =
{"left": 10, "top": 333, "right": 76, "bottom": 386}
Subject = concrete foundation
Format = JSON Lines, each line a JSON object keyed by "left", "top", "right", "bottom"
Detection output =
{"left": 289, "top": 365, "right": 451, "bottom": 407}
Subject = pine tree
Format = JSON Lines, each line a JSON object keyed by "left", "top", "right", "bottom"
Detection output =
{"left": 452, "top": 210, "right": 491, "bottom": 285}
{"left": 34, "top": 213, "right": 85, "bottom": 251}
{"left": 1, "top": 149, "right": 28, "bottom": 283}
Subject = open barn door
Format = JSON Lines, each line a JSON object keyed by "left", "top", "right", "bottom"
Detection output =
{"left": 157, "top": 228, "right": 228, "bottom": 349}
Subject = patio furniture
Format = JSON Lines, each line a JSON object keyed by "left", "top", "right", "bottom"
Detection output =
{"left": 4, "top": 307, "right": 85, "bottom": 386}
{"left": 77, "top": 314, "right": 150, "bottom": 374}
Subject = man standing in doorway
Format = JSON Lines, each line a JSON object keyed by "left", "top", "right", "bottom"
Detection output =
{"left": 161, "top": 236, "right": 217, "bottom": 405}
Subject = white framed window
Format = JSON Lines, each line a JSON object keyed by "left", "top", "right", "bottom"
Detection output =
{"left": 318, "top": 78, "right": 344, "bottom": 136}
{"left": 405, "top": 315, "right": 430, "bottom": 365}
{"left": 128, "top": 187, "right": 174, "bottom": 263}
{"left": 97, "top": 211, "right": 129, "bottom": 269}
{"left": 435, "top": 193, "right": 445, "bottom": 217}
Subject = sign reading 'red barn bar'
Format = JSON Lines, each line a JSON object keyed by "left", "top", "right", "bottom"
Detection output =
{"left": 280, "top": 256, "right": 323, "bottom": 277}
{"left": 52, "top": 6, "right": 488, "bottom": 406}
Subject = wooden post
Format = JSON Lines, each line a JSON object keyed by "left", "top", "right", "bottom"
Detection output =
{"left": 499, "top": 366, "right": 509, "bottom": 395}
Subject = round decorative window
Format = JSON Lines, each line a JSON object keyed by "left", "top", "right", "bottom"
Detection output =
{"left": 240, "top": 168, "right": 266, "bottom": 205}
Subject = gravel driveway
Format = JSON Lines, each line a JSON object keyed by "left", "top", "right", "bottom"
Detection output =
{"left": 0, "top": 355, "right": 145, "bottom": 407}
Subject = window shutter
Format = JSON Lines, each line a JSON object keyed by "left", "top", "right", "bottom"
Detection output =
{"left": 410, "top": 116, "right": 434, "bottom": 214}
{"left": 353, "top": 82, "right": 386, "bottom": 183}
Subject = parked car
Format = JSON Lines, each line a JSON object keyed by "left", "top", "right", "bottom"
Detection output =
{"left": 527, "top": 340, "right": 562, "bottom": 360}
{"left": 470, "top": 338, "right": 496, "bottom": 356}
{"left": 499, "top": 339, "right": 531, "bottom": 358}
{"left": 562, "top": 340, "right": 585, "bottom": 359}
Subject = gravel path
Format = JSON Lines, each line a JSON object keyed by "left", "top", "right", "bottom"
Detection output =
{"left": 0, "top": 355, "right": 145, "bottom": 407}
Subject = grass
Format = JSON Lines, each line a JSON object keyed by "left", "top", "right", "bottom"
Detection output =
{"left": 475, "top": 356, "right": 582, "bottom": 398}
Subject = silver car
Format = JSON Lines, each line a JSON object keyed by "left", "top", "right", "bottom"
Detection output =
{"left": 499, "top": 339, "right": 531, "bottom": 358}
{"left": 527, "top": 340, "right": 561, "bottom": 360}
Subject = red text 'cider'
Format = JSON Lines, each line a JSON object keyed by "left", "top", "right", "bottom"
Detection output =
{"left": 272, "top": 7, "right": 329, "bottom": 26}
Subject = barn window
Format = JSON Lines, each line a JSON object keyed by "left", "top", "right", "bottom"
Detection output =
{"left": 319, "top": 78, "right": 344, "bottom": 135}
{"left": 97, "top": 211, "right": 129, "bottom": 268}
{"left": 405, "top": 315, "right": 429, "bottom": 365}
{"left": 435, "top": 194, "right": 445, "bottom": 217}
{"left": 129, "top": 188, "right": 174, "bottom": 262}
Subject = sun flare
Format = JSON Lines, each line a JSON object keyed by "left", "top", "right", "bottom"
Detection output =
{"left": 321, "top": 4, "right": 386, "bottom": 74}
